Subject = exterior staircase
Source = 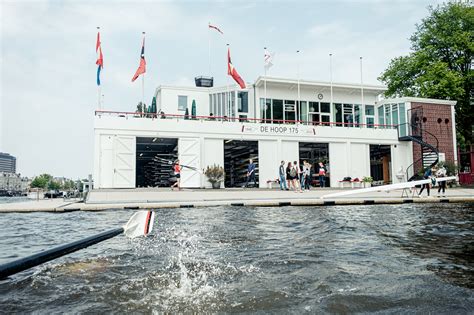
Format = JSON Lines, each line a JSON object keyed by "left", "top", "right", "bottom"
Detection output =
{"left": 398, "top": 109, "right": 439, "bottom": 181}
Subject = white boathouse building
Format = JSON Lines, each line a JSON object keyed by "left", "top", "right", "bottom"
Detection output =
{"left": 93, "top": 76, "right": 457, "bottom": 189}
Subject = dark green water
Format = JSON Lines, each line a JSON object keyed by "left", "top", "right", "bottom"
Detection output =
{"left": 0, "top": 203, "right": 473, "bottom": 313}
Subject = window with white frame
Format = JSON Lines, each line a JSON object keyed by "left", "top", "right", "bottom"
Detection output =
{"left": 178, "top": 95, "right": 187, "bottom": 111}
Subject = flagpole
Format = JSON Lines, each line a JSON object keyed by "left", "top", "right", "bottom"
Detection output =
{"left": 264, "top": 47, "right": 267, "bottom": 124}
{"left": 360, "top": 56, "right": 364, "bottom": 109}
{"left": 97, "top": 26, "right": 101, "bottom": 110}
{"left": 297, "top": 50, "right": 300, "bottom": 124}
{"left": 226, "top": 43, "right": 230, "bottom": 119}
{"left": 208, "top": 22, "right": 211, "bottom": 77}
{"left": 142, "top": 32, "right": 146, "bottom": 114}
{"left": 329, "top": 53, "right": 333, "bottom": 111}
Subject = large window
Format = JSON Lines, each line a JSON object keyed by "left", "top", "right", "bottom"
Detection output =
{"left": 284, "top": 100, "right": 296, "bottom": 123}
{"left": 365, "top": 105, "right": 375, "bottom": 128}
{"left": 260, "top": 98, "right": 272, "bottom": 122}
{"left": 273, "top": 99, "right": 283, "bottom": 123}
{"left": 238, "top": 92, "right": 248, "bottom": 113}
{"left": 334, "top": 103, "right": 343, "bottom": 126}
{"left": 298, "top": 101, "right": 308, "bottom": 123}
{"left": 309, "top": 101, "right": 330, "bottom": 125}
{"left": 377, "top": 103, "right": 408, "bottom": 131}
{"left": 178, "top": 95, "right": 187, "bottom": 111}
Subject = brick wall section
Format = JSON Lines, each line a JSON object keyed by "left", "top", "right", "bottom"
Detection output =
{"left": 411, "top": 102, "right": 455, "bottom": 168}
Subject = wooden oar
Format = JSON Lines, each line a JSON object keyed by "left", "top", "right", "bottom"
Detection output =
{"left": 0, "top": 210, "right": 155, "bottom": 279}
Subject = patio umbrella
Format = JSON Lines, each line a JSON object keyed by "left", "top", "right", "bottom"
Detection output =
{"left": 184, "top": 107, "right": 189, "bottom": 120}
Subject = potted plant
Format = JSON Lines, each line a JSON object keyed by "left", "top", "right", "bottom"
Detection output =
{"left": 362, "top": 176, "right": 373, "bottom": 188}
{"left": 205, "top": 164, "right": 225, "bottom": 189}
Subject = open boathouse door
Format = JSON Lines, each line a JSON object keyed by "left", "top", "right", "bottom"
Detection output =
{"left": 224, "top": 140, "right": 258, "bottom": 188}
{"left": 370, "top": 144, "right": 391, "bottom": 185}
{"left": 136, "top": 137, "right": 178, "bottom": 188}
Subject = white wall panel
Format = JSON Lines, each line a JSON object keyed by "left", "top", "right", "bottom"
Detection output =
{"left": 258, "top": 140, "right": 279, "bottom": 188}
{"left": 349, "top": 143, "right": 370, "bottom": 180}
{"left": 329, "top": 142, "right": 349, "bottom": 187}
{"left": 391, "top": 142, "right": 412, "bottom": 182}
{"left": 280, "top": 141, "right": 299, "bottom": 167}
{"left": 202, "top": 138, "right": 224, "bottom": 188}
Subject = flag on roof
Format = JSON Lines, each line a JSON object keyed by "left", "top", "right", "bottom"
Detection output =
{"left": 96, "top": 31, "right": 103, "bottom": 86}
{"left": 209, "top": 23, "right": 223, "bottom": 34}
{"left": 132, "top": 37, "right": 146, "bottom": 82}
{"left": 264, "top": 49, "right": 274, "bottom": 70}
{"left": 227, "top": 48, "right": 246, "bottom": 89}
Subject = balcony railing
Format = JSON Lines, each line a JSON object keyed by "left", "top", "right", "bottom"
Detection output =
{"left": 95, "top": 110, "right": 398, "bottom": 129}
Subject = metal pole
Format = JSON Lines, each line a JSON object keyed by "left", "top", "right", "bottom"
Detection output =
{"left": 330, "top": 53, "right": 333, "bottom": 109}
{"left": 142, "top": 32, "right": 146, "bottom": 114}
{"left": 264, "top": 47, "right": 267, "bottom": 123}
{"left": 297, "top": 50, "right": 300, "bottom": 124}
{"left": 360, "top": 56, "right": 364, "bottom": 107}
{"left": 226, "top": 43, "right": 230, "bottom": 118}
{"left": 208, "top": 22, "right": 211, "bottom": 77}
{"left": 97, "top": 26, "right": 101, "bottom": 110}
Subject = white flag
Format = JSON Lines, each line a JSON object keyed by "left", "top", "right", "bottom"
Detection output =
{"left": 264, "top": 49, "right": 274, "bottom": 69}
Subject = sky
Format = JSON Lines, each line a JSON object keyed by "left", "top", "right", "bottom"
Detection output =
{"left": 0, "top": 0, "right": 445, "bottom": 179}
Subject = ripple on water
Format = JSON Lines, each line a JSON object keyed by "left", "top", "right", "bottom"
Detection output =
{"left": 0, "top": 204, "right": 473, "bottom": 313}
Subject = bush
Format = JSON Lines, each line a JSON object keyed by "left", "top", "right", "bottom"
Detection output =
{"left": 204, "top": 164, "right": 225, "bottom": 184}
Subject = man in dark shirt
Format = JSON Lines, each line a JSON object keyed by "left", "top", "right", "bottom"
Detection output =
{"left": 244, "top": 159, "right": 256, "bottom": 188}
{"left": 279, "top": 160, "right": 288, "bottom": 190}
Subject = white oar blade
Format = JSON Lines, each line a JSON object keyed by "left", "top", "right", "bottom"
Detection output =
{"left": 124, "top": 210, "right": 155, "bottom": 239}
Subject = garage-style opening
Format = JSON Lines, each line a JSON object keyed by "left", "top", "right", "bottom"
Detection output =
{"left": 224, "top": 140, "right": 258, "bottom": 188}
{"left": 299, "top": 142, "right": 330, "bottom": 187}
{"left": 370, "top": 144, "right": 391, "bottom": 185}
{"left": 136, "top": 137, "right": 178, "bottom": 187}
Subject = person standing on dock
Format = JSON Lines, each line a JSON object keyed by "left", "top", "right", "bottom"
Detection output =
{"left": 244, "top": 159, "right": 256, "bottom": 188}
{"left": 292, "top": 161, "right": 303, "bottom": 193}
{"left": 318, "top": 162, "right": 326, "bottom": 188}
{"left": 171, "top": 160, "right": 182, "bottom": 191}
{"left": 286, "top": 162, "right": 294, "bottom": 191}
{"left": 436, "top": 165, "right": 447, "bottom": 197}
{"left": 418, "top": 166, "right": 432, "bottom": 197}
{"left": 279, "top": 161, "right": 289, "bottom": 190}
{"left": 304, "top": 161, "right": 312, "bottom": 190}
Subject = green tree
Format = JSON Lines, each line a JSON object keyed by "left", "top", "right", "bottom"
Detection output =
{"left": 379, "top": 2, "right": 473, "bottom": 145}
{"left": 30, "top": 174, "right": 53, "bottom": 189}
{"left": 63, "top": 179, "right": 76, "bottom": 190}
{"left": 48, "top": 180, "right": 61, "bottom": 191}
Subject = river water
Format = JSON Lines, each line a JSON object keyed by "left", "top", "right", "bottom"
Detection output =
{"left": 0, "top": 203, "right": 473, "bottom": 313}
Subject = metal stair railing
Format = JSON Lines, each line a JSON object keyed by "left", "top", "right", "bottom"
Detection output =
{"left": 398, "top": 122, "right": 439, "bottom": 181}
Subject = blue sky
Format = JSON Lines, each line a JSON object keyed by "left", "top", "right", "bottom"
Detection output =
{"left": 0, "top": 0, "right": 444, "bottom": 178}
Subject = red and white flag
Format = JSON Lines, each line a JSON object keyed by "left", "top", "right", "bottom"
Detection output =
{"left": 131, "top": 37, "right": 146, "bottom": 82}
{"left": 264, "top": 49, "right": 274, "bottom": 70}
{"left": 96, "top": 31, "right": 103, "bottom": 86}
{"left": 227, "top": 48, "right": 246, "bottom": 89}
{"left": 209, "top": 23, "right": 223, "bottom": 34}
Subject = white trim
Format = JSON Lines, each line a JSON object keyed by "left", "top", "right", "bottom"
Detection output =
{"left": 376, "top": 97, "right": 456, "bottom": 106}
{"left": 254, "top": 76, "right": 386, "bottom": 93}
{"left": 451, "top": 105, "right": 458, "bottom": 166}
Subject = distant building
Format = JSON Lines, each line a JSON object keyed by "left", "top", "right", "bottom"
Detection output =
{"left": 0, "top": 152, "right": 16, "bottom": 173}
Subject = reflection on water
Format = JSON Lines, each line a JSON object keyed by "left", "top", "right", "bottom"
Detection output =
{"left": 0, "top": 204, "right": 473, "bottom": 313}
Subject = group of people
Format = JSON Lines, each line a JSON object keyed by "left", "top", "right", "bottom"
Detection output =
{"left": 277, "top": 160, "right": 327, "bottom": 192}
{"left": 417, "top": 164, "right": 448, "bottom": 197}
